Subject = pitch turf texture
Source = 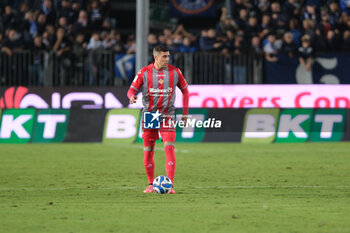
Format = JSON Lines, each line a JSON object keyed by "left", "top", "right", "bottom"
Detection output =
{"left": 1, "top": 143, "right": 350, "bottom": 233}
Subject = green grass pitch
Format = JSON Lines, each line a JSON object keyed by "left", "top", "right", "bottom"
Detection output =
{"left": 1, "top": 142, "right": 350, "bottom": 233}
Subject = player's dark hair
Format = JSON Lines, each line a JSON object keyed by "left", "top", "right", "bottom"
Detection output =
{"left": 153, "top": 45, "right": 169, "bottom": 54}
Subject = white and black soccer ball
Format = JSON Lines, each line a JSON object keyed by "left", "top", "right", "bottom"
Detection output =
{"left": 153, "top": 175, "right": 172, "bottom": 194}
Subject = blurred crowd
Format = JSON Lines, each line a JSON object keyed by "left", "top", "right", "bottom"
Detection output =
{"left": 0, "top": 0, "right": 127, "bottom": 57}
{"left": 148, "top": 0, "right": 350, "bottom": 62}
{"left": 2, "top": 0, "right": 350, "bottom": 57}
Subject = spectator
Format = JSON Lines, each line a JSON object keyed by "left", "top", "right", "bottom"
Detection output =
{"left": 58, "top": 0, "right": 75, "bottom": 25}
{"left": 72, "top": 10, "right": 89, "bottom": 35}
{"left": 233, "top": 29, "right": 247, "bottom": 55}
{"left": 165, "top": 38, "right": 175, "bottom": 52}
{"left": 72, "top": 33, "right": 86, "bottom": 84}
{"left": 342, "top": 30, "right": 350, "bottom": 51}
{"left": 199, "top": 29, "right": 222, "bottom": 51}
{"left": 280, "top": 31, "right": 297, "bottom": 58}
{"left": 270, "top": 2, "right": 287, "bottom": 34}
{"left": 53, "top": 27, "right": 72, "bottom": 85}
{"left": 148, "top": 33, "right": 158, "bottom": 54}
{"left": 43, "top": 24, "right": 56, "bottom": 49}
{"left": 86, "top": 32, "right": 107, "bottom": 85}
{"left": 340, "top": 0, "right": 350, "bottom": 15}
{"left": 1, "top": 5, "right": 16, "bottom": 30}
{"left": 250, "top": 36, "right": 263, "bottom": 55}
{"left": 173, "top": 34, "right": 183, "bottom": 51}
{"left": 222, "top": 30, "right": 235, "bottom": 51}
{"left": 111, "top": 31, "right": 125, "bottom": 53}
{"left": 101, "top": 18, "right": 112, "bottom": 31}
{"left": 87, "top": 0, "right": 103, "bottom": 30}
{"left": 216, "top": 7, "right": 238, "bottom": 37}
{"left": 125, "top": 34, "right": 136, "bottom": 54}
{"left": 270, "top": 1, "right": 282, "bottom": 21}
{"left": 318, "top": 10, "right": 332, "bottom": 42}
{"left": 231, "top": 0, "right": 249, "bottom": 19}
{"left": 312, "top": 27, "right": 327, "bottom": 53}
{"left": 263, "top": 33, "right": 280, "bottom": 62}
{"left": 233, "top": 30, "right": 247, "bottom": 83}
{"left": 70, "top": 1, "right": 81, "bottom": 23}
{"left": 16, "top": 2, "right": 31, "bottom": 31}
{"left": 101, "top": 31, "right": 114, "bottom": 50}
{"left": 173, "top": 24, "right": 197, "bottom": 43}
{"left": 236, "top": 8, "right": 249, "bottom": 29}
{"left": 73, "top": 33, "right": 86, "bottom": 54}
{"left": 0, "top": 33, "right": 4, "bottom": 49}
{"left": 58, "top": 16, "right": 69, "bottom": 32}
{"left": 158, "top": 34, "right": 166, "bottom": 46}
{"left": 29, "top": 35, "right": 45, "bottom": 86}
{"left": 302, "top": 3, "right": 320, "bottom": 23}
{"left": 302, "top": 19, "right": 315, "bottom": 37}
{"left": 245, "top": 14, "right": 261, "bottom": 40}
{"left": 258, "top": 0, "right": 270, "bottom": 14}
{"left": 100, "top": 0, "right": 111, "bottom": 19}
{"left": 1, "top": 28, "right": 23, "bottom": 56}
{"left": 329, "top": 1, "right": 341, "bottom": 28}
{"left": 259, "top": 13, "right": 272, "bottom": 39}
{"left": 87, "top": 32, "right": 103, "bottom": 50}
{"left": 178, "top": 37, "right": 196, "bottom": 53}
{"left": 24, "top": 11, "right": 38, "bottom": 39}
{"left": 40, "top": 0, "right": 56, "bottom": 26}
{"left": 163, "top": 28, "right": 173, "bottom": 41}
{"left": 37, "top": 13, "right": 47, "bottom": 35}
{"left": 297, "top": 34, "right": 314, "bottom": 72}
{"left": 326, "top": 29, "right": 341, "bottom": 51}
{"left": 283, "top": 0, "right": 299, "bottom": 21}
{"left": 289, "top": 17, "right": 302, "bottom": 46}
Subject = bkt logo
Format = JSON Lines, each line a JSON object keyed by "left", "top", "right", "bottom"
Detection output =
{"left": 143, "top": 110, "right": 161, "bottom": 129}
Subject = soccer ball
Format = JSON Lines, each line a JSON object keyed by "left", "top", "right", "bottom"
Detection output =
{"left": 153, "top": 175, "right": 172, "bottom": 194}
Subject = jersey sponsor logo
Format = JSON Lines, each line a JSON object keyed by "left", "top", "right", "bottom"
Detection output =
{"left": 149, "top": 87, "right": 173, "bottom": 96}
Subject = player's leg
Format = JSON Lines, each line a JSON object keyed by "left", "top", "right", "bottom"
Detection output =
{"left": 144, "top": 140, "right": 155, "bottom": 184}
{"left": 142, "top": 130, "right": 159, "bottom": 193}
{"left": 163, "top": 141, "right": 176, "bottom": 182}
{"left": 161, "top": 130, "right": 176, "bottom": 194}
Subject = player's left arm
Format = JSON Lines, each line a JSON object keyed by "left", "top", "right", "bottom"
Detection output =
{"left": 176, "top": 68, "right": 189, "bottom": 122}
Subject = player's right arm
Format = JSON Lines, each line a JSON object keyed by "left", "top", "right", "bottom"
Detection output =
{"left": 127, "top": 69, "right": 144, "bottom": 104}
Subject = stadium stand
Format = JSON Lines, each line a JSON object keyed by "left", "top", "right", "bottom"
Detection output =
{"left": 0, "top": 0, "right": 349, "bottom": 86}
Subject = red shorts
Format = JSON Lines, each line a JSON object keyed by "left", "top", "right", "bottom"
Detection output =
{"left": 142, "top": 125, "right": 176, "bottom": 143}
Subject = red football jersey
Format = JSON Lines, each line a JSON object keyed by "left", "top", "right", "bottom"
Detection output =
{"left": 130, "top": 63, "right": 188, "bottom": 116}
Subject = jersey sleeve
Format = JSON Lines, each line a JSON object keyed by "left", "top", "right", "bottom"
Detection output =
{"left": 176, "top": 68, "right": 188, "bottom": 90}
{"left": 127, "top": 69, "right": 144, "bottom": 99}
{"left": 175, "top": 68, "right": 189, "bottom": 115}
{"left": 130, "top": 69, "right": 144, "bottom": 92}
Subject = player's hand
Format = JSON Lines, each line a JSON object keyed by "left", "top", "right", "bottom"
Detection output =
{"left": 129, "top": 95, "right": 138, "bottom": 104}
{"left": 181, "top": 115, "right": 188, "bottom": 126}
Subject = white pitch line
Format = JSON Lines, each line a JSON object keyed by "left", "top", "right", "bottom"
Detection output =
{"left": 0, "top": 185, "right": 349, "bottom": 191}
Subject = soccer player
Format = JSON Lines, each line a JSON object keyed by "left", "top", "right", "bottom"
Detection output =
{"left": 127, "top": 45, "right": 189, "bottom": 194}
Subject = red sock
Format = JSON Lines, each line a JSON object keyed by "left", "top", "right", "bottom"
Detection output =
{"left": 144, "top": 150, "right": 155, "bottom": 184}
{"left": 164, "top": 144, "right": 176, "bottom": 184}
